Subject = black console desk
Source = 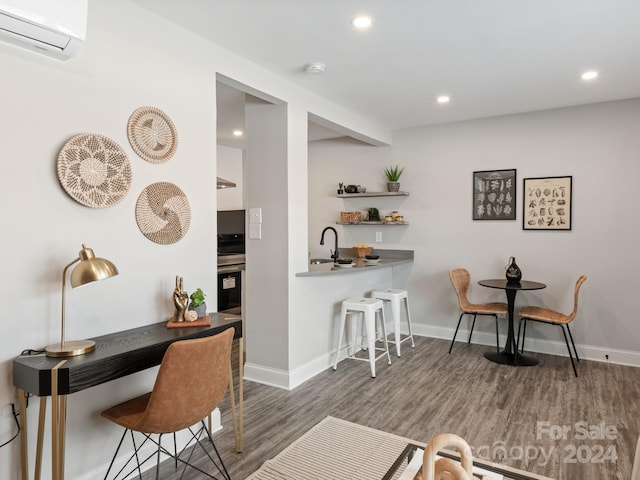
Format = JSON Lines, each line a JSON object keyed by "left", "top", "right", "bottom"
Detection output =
{"left": 13, "top": 313, "right": 243, "bottom": 480}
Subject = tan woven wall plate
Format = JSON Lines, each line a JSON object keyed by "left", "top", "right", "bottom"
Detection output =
{"left": 127, "top": 106, "right": 178, "bottom": 163}
{"left": 135, "top": 182, "right": 191, "bottom": 244}
{"left": 57, "top": 133, "right": 132, "bottom": 208}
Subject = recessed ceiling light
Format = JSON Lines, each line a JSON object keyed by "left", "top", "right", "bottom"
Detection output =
{"left": 351, "top": 15, "right": 373, "bottom": 29}
{"left": 436, "top": 95, "right": 451, "bottom": 104}
{"left": 232, "top": 130, "right": 243, "bottom": 137}
{"left": 581, "top": 70, "right": 599, "bottom": 80}
{"left": 305, "top": 62, "right": 326, "bottom": 74}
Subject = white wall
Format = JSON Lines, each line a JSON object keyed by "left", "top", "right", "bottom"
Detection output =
{"left": 0, "top": 2, "right": 218, "bottom": 477}
{"left": 0, "top": 1, "right": 390, "bottom": 478}
{"left": 307, "top": 98, "right": 640, "bottom": 367}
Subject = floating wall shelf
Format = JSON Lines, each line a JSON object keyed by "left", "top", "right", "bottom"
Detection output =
{"left": 337, "top": 191, "right": 409, "bottom": 198}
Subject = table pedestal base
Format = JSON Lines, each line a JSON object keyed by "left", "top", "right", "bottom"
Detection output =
{"left": 484, "top": 351, "right": 539, "bottom": 366}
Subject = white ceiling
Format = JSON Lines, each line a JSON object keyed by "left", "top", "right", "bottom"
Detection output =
{"left": 137, "top": 0, "right": 640, "bottom": 145}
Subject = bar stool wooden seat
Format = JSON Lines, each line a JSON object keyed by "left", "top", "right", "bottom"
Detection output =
{"left": 371, "top": 288, "right": 415, "bottom": 357}
{"left": 333, "top": 297, "right": 391, "bottom": 377}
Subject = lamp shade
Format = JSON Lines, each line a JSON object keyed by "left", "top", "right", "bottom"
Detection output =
{"left": 70, "top": 246, "right": 119, "bottom": 288}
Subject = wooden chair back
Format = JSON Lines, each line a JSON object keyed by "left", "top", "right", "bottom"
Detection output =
{"left": 449, "top": 268, "right": 472, "bottom": 311}
{"left": 566, "top": 275, "right": 587, "bottom": 322}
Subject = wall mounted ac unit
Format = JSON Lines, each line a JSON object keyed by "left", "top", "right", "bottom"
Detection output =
{"left": 0, "top": 0, "right": 87, "bottom": 60}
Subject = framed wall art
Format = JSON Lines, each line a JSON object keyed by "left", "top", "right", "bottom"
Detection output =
{"left": 472, "top": 169, "right": 516, "bottom": 220}
{"left": 522, "top": 176, "right": 572, "bottom": 230}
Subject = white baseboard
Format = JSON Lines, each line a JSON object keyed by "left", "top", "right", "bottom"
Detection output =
{"left": 414, "top": 323, "right": 640, "bottom": 367}
{"left": 243, "top": 363, "right": 290, "bottom": 390}
{"left": 244, "top": 324, "right": 640, "bottom": 392}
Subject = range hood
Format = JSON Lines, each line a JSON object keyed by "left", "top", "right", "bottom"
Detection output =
{"left": 217, "top": 176, "right": 236, "bottom": 189}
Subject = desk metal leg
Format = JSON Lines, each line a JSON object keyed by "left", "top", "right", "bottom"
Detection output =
{"left": 51, "top": 360, "right": 66, "bottom": 480}
{"left": 35, "top": 397, "right": 46, "bottom": 480}
{"left": 18, "top": 389, "right": 28, "bottom": 480}
{"left": 18, "top": 388, "right": 48, "bottom": 480}
{"left": 228, "top": 363, "right": 239, "bottom": 450}
{"left": 238, "top": 336, "right": 244, "bottom": 452}
{"left": 228, "top": 336, "right": 244, "bottom": 452}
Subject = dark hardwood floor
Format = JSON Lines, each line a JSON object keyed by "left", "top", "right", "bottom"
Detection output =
{"left": 145, "top": 336, "right": 640, "bottom": 479}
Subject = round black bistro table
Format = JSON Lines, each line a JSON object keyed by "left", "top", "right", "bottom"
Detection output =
{"left": 478, "top": 279, "right": 546, "bottom": 366}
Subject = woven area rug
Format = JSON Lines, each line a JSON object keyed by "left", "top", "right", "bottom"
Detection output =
{"left": 245, "top": 416, "right": 415, "bottom": 480}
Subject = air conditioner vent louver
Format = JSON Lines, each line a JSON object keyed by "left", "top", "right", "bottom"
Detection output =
{"left": 0, "top": 0, "right": 87, "bottom": 59}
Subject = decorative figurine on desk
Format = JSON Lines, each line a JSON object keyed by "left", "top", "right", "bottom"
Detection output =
{"left": 172, "top": 275, "right": 188, "bottom": 322}
{"left": 505, "top": 256, "right": 522, "bottom": 284}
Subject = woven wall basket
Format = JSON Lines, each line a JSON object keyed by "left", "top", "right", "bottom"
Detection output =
{"left": 127, "top": 106, "right": 178, "bottom": 163}
{"left": 57, "top": 133, "right": 132, "bottom": 208}
{"left": 135, "top": 182, "right": 191, "bottom": 244}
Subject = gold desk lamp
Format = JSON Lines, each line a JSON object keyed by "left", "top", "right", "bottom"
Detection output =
{"left": 45, "top": 244, "right": 119, "bottom": 358}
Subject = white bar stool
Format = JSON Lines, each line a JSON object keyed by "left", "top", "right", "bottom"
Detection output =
{"left": 371, "top": 289, "right": 415, "bottom": 357}
{"left": 333, "top": 297, "right": 392, "bottom": 377}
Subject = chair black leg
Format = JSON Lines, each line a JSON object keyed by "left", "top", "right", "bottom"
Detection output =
{"left": 131, "top": 430, "right": 144, "bottom": 480}
{"left": 173, "top": 432, "right": 178, "bottom": 468}
{"left": 560, "top": 325, "right": 578, "bottom": 377}
{"left": 516, "top": 318, "right": 523, "bottom": 354}
{"left": 519, "top": 318, "right": 528, "bottom": 353}
{"left": 448, "top": 312, "right": 465, "bottom": 353}
{"left": 468, "top": 314, "right": 478, "bottom": 343}
{"left": 494, "top": 315, "right": 500, "bottom": 354}
{"left": 566, "top": 324, "right": 579, "bottom": 362}
{"left": 200, "top": 420, "right": 232, "bottom": 480}
{"left": 103, "top": 429, "right": 128, "bottom": 480}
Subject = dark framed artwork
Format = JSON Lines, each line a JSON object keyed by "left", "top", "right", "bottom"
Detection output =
{"left": 522, "top": 176, "right": 572, "bottom": 230}
{"left": 472, "top": 169, "right": 516, "bottom": 220}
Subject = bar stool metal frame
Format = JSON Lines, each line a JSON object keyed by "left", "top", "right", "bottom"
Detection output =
{"left": 333, "top": 297, "right": 392, "bottom": 377}
{"left": 371, "top": 289, "right": 415, "bottom": 357}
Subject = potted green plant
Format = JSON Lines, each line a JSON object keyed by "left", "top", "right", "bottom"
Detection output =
{"left": 188, "top": 288, "right": 207, "bottom": 318}
{"left": 384, "top": 165, "right": 405, "bottom": 192}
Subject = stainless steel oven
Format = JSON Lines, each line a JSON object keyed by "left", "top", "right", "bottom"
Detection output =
{"left": 217, "top": 210, "right": 246, "bottom": 315}
{"left": 217, "top": 254, "right": 244, "bottom": 314}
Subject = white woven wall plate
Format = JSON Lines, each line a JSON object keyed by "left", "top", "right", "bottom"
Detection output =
{"left": 135, "top": 182, "right": 191, "bottom": 244}
{"left": 127, "top": 106, "right": 178, "bottom": 163}
{"left": 57, "top": 133, "right": 132, "bottom": 208}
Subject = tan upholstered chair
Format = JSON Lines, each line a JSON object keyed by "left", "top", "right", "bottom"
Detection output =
{"left": 517, "top": 275, "right": 586, "bottom": 377}
{"left": 101, "top": 328, "right": 234, "bottom": 480}
{"left": 448, "top": 268, "right": 507, "bottom": 354}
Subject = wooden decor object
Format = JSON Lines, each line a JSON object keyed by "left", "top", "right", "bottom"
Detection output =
{"left": 57, "top": 133, "right": 132, "bottom": 208}
{"left": 135, "top": 182, "right": 191, "bottom": 244}
{"left": 127, "top": 106, "right": 178, "bottom": 163}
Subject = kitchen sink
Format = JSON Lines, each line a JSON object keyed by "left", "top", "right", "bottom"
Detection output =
{"left": 310, "top": 258, "right": 333, "bottom": 265}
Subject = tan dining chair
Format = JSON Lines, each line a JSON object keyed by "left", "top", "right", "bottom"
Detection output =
{"left": 101, "top": 328, "right": 234, "bottom": 480}
{"left": 516, "top": 275, "right": 586, "bottom": 377}
{"left": 448, "top": 268, "right": 507, "bottom": 354}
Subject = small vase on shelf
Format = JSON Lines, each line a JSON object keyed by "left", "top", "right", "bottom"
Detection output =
{"left": 505, "top": 256, "right": 522, "bottom": 284}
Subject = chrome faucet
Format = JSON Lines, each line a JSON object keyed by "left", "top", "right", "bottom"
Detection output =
{"left": 320, "top": 226, "right": 339, "bottom": 264}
